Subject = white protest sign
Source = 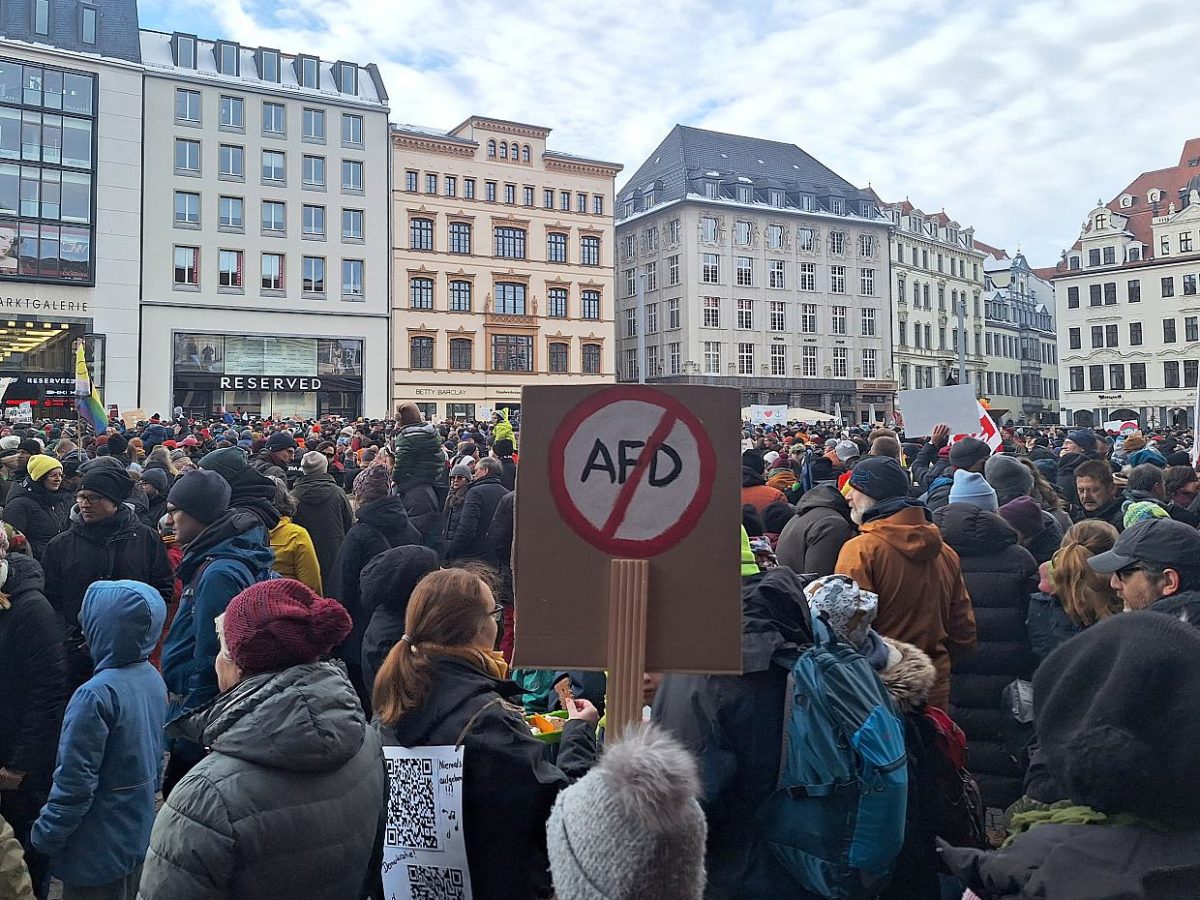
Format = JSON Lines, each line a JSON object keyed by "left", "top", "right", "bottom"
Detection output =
{"left": 382, "top": 745, "right": 473, "bottom": 900}
{"left": 1103, "top": 419, "right": 1140, "bottom": 435}
{"left": 8, "top": 402, "right": 32, "bottom": 424}
{"left": 748, "top": 404, "right": 787, "bottom": 425}
{"left": 897, "top": 384, "right": 979, "bottom": 436}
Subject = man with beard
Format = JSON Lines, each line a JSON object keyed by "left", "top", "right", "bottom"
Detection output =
{"left": 834, "top": 456, "right": 976, "bottom": 709}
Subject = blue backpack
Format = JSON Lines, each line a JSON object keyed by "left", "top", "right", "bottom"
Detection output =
{"left": 762, "top": 616, "right": 909, "bottom": 899}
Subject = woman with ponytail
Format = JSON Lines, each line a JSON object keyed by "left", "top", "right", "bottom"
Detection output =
{"left": 1027, "top": 520, "right": 1122, "bottom": 662}
{"left": 374, "top": 568, "right": 599, "bottom": 900}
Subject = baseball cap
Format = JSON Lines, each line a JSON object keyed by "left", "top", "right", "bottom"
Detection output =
{"left": 264, "top": 431, "right": 298, "bottom": 452}
{"left": 1087, "top": 517, "right": 1200, "bottom": 574}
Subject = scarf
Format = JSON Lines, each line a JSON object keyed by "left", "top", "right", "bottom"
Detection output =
{"left": 427, "top": 644, "right": 509, "bottom": 681}
{"left": 1003, "top": 802, "right": 1163, "bottom": 848}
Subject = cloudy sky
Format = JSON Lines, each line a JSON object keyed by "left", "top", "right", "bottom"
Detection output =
{"left": 140, "top": 0, "right": 1200, "bottom": 265}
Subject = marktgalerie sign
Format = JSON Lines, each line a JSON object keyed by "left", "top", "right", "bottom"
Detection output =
{"left": 218, "top": 376, "right": 323, "bottom": 391}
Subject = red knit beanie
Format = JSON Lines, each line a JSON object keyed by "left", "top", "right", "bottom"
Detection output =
{"left": 222, "top": 579, "right": 352, "bottom": 676}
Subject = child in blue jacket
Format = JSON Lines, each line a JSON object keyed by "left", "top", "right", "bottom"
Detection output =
{"left": 32, "top": 581, "right": 166, "bottom": 898}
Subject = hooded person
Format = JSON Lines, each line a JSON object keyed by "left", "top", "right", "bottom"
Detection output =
{"left": 652, "top": 530, "right": 817, "bottom": 898}
{"left": 997, "top": 495, "right": 1063, "bottom": 565}
{"left": 834, "top": 457, "right": 976, "bottom": 710}
{"left": 30, "top": 581, "right": 166, "bottom": 897}
{"left": 1, "top": 454, "right": 70, "bottom": 560}
{"left": 775, "top": 482, "right": 856, "bottom": 578}
{"left": 941, "top": 613, "right": 1200, "bottom": 898}
{"left": 247, "top": 431, "right": 295, "bottom": 481}
{"left": 740, "top": 450, "right": 787, "bottom": 515}
{"left": 358, "top": 545, "right": 441, "bottom": 698}
{"left": 933, "top": 502, "right": 1038, "bottom": 810}
{"left": 137, "top": 467, "right": 170, "bottom": 531}
{"left": 0, "top": 528, "right": 65, "bottom": 900}
{"left": 42, "top": 467, "right": 175, "bottom": 692}
{"left": 1055, "top": 429, "right": 1099, "bottom": 510}
{"left": 546, "top": 724, "right": 707, "bottom": 900}
{"left": 140, "top": 580, "right": 386, "bottom": 900}
{"left": 392, "top": 402, "right": 448, "bottom": 549}
{"left": 199, "top": 446, "right": 281, "bottom": 533}
{"left": 289, "top": 451, "right": 353, "bottom": 588}
{"left": 159, "top": 469, "right": 276, "bottom": 797}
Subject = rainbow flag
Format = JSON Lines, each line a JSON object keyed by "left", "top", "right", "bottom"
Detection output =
{"left": 74, "top": 341, "right": 107, "bottom": 434}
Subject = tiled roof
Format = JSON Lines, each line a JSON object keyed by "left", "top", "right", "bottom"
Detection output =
{"left": 974, "top": 239, "right": 1010, "bottom": 260}
{"left": 0, "top": 0, "right": 141, "bottom": 62}
{"left": 1031, "top": 266, "right": 1059, "bottom": 282}
{"left": 618, "top": 125, "right": 881, "bottom": 218}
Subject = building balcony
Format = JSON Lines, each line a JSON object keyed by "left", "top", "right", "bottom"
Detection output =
{"left": 484, "top": 312, "right": 538, "bottom": 327}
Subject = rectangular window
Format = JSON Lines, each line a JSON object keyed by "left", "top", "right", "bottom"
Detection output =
{"left": 1106, "top": 323, "right": 1119, "bottom": 347}
{"left": 769, "top": 300, "right": 785, "bottom": 332}
{"left": 593, "top": 195, "right": 604, "bottom": 216}
{"left": 218, "top": 249, "right": 243, "bottom": 288}
{"left": 302, "top": 108, "right": 325, "bottom": 142}
{"left": 81, "top": 4, "right": 97, "bottom": 43}
{"left": 802, "top": 345, "right": 817, "bottom": 377}
{"left": 582, "top": 290, "right": 600, "bottom": 320}
{"left": 645, "top": 261, "right": 657, "bottom": 291}
{"left": 861, "top": 307, "right": 876, "bottom": 336}
{"left": 1088, "top": 248, "right": 1101, "bottom": 267}
{"left": 560, "top": 191, "right": 571, "bottom": 211}
{"left": 1130, "top": 322, "right": 1143, "bottom": 345}
{"left": 261, "top": 200, "right": 285, "bottom": 232}
{"left": 464, "top": 178, "right": 475, "bottom": 199}
{"left": 801, "top": 303, "right": 817, "bottom": 334}
{"left": 737, "top": 298, "right": 753, "bottom": 330}
{"left": 342, "top": 208, "right": 364, "bottom": 241}
{"left": 260, "top": 252, "right": 284, "bottom": 290}
{"left": 448, "top": 221, "right": 471, "bottom": 254}
{"left": 341, "top": 113, "right": 363, "bottom": 147}
{"left": 703, "top": 296, "right": 720, "bottom": 328}
{"left": 577, "top": 193, "right": 588, "bottom": 213}
{"left": 302, "top": 154, "right": 326, "bottom": 188}
{"left": 860, "top": 267, "right": 875, "bottom": 296}
{"left": 1162, "top": 276, "right": 1175, "bottom": 298}
{"left": 1104, "top": 282, "right": 1117, "bottom": 304}
{"left": 494, "top": 227, "right": 526, "bottom": 259}
{"left": 301, "top": 204, "right": 325, "bottom": 238}
{"left": 646, "top": 302, "right": 659, "bottom": 334}
{"left": 796, "top": 262, "right": 815, "bottom": 291}
{"left": 578, "top": 235, "right": 600, "bottom": 267}
{"left": 504, "top": 183, "right": 516, "bottom": 204}
{"left": 443, "top": 176, "right": 458, "bottom": 198}
{"left": 259, "top": 50, "right": 280, "bottom": 83}
{"left": 1127, "top": 279, "right": 1141, "bottom": 302}
{"left": 543, "top": 189, "right": 554, "bottom": 209}
{"left": 770, "top": 345, "right": 786, "bottom": 376}
{"left": 492, "top": 334, "right": 533, "bottom": 372}
{"left": 218, "top": 144, "right": 244, "bottom": 179}
{"left": 668, "top": 298, "right": 679, "bottom": 329}
{"left": 797, "top": 227, "right": 815, "bottom": 252}
{"left": 262, "top": 150, "right": 285, "bottom": 183}
{"left": 174, "top": 191, "right": 200, "bottom": 226}
{"left": 216, "top": 42, "right": 239, "bottom": 76}
{"left": 830, "top": 265, "right": 846, "bottom": 294}
{"left": 1091, "top": 325, "right": 1103, "bottom": 349}
{"left": 582, "top": 344, "right": 601, "bottom": 375}
{"left": 768, "top": 259, "right": 785, "bottom": 289}
{"left": 1164, "top": 318, "right": 1177, "bottom": 343}
{"left": 1187, "top": 360, "right": 1199, "bottom": 389}
{"left": 547, "top": 232, "right": 567, "bottom": 263}
{"left": 175, "top": 89, "right": 200, "bottom": 123}
{"left": 703, "top": 342, "right": 721, "bottom": 374}
{"left": 262, "top": 102, "right": 285, "bottom": 136}
{"left": 738, "top": 343, "right": 754, "bottom": 376}
{"left": 1068, "top": 327, "right": 1081, "bottom": 349}
{"left": 218, "top": 195, "right": 243, "bottom": 230}
{"left": 1130, "top": 362, "right": 1146, "bottom": 389}
{"left": 1069, "top": 366, "right": 1084, "bottom": 392}
{"left": 832, "top": 347, "right": 847, "bottom": 378}
{"left": 1088, "top": 365, "right": 1104, "bottom": 391}
{"left": 702, "top": 253, "right": 719, "bottom": 283}
{"left": 409, "top": 277, "right": 433, "bottom": 309}
{"left": 1089, "top": 284, "right": 1102, "bottom": 306}
{"left": 1102, "top": 246, "right": 1116, "bottom": 265}
{"left": 175, "top": 138, "right": 200, "bottom": 173}
{"left": 862, "top": 348, "right": 877, "bottom": 379}
{"left": 219, "top": 95, "right": 244, "bottom": 130}
{"left": 485, "top": 181, "right": 497, "bottom": 202}
{"left": 174, "top": 34, "right": 196, "bottom": 68}
{"left": 829, "top": 231, "right": 845, "bottom": 255}
{"left": 625, "top": 307, "right": 638, "bottom": 339}
{"left": 173, "top": 245, "right": 199, "bottom": 285}
{"left": 449, "top": 280, "right": 472, "bottom": 312}
{"left": 1182, "top": 233, "right": 1195, "bottom": 253}
{"left": 341, "top": 159, "right": 363, "bottom": 192}
{"left": 425, "top": 173, "right": 437, "bottom": 194}
{"left": 832, "top": 305, "right": 847, "bottom": 335}
{"left": 549, "top": 342, "right": 569, "bottom": 374}
{"left": 1185, "top": 275, "right": 1198, "bottom": 296}
{"left": 1165, "top": 361, "right": 1181, "bottom": 389}
{"left": 410, "top": 218, "right": 433, "bottom": 251}
{"left": 342, "top": 259, "right": 364, "bottom": 298}
{"left": 410, "top": 337, "right": 433, "bottom": 370}
{"left": 1067, "top": 285, "right": 1079, "bottom": 308}
{"left": 1188, "top": 316, "right": 1199, "bottom": 343}
{"left": 494, "top": 283, "right": 527, "bottom": 315}
{"left": 736, "top": 256, "right": 753, "bottom": 287}
{"left": 547, "top": 287, "right": 567, "bottom": 318}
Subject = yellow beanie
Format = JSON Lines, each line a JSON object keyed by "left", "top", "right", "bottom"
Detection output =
{"left": 27, "top": 454, "right": 63, "bottom": 483}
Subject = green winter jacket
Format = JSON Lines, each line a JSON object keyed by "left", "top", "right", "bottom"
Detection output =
{"left": 392, "top": 422, "right": 444, "bottom": 491}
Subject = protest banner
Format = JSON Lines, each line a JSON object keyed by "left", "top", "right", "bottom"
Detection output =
{"left": 8, "top": 401, "right": 31, "bottom": 424}
{"left": 513, "top": 384, "right": 742, "bottom": 737}
{"left": 896, "top": 384, "right": 979, "bottom": 436}
{"left": 1103, "top": 419, "right": 1140, "bottom": 434}
{"left": 747, "top": 404, "right": 787, "bottom": 425}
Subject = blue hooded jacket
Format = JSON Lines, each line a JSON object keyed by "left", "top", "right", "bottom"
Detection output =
{"left": 160, "top": 512, "right": 275, "bottom": 719}
{"left": 32, "top": 580, "right": 167, "bottom": 886}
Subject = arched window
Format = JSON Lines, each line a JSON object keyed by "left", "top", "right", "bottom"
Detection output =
{"left": 522, "top": 144, "right": 531, "bottom": 162}
{"left": 582, "top": 343, "right": 601, "bottom": 374}
{"left": 409, "top": 217, "right": 433, "bottom": 251}
{"left": 449, "top": 338, "right": 472, "bottom": 371}
{"left": 510, "top": 142, "right": 519, "bottom": 160}
{"left": 410, "top": 336, "right": 433, "bottom": 370}
{"left": 410, "top": 277, "right": 433, "bottom": 309}
{"left": 499, "top": 142, "right": 508, "bottom": 159}
{"left": 548, "top": 342, "right": 569, "bottom": 373}
{"left": 486, "top": 140, "right": 496, "bottom": 158}
{"left": 449, "top": 279, "right": 472, "bottom": 312}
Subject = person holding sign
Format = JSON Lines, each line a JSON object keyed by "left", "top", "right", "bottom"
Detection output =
{"left": 374, "top": 568, "right": 598, "bottom": 900}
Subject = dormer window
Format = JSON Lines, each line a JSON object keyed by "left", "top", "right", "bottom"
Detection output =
{"left": 1120, "top": 195, "right": 1133, "bottom": 208}
{"left": 1129, "top": 246, "right": 1142, "bottom": 262}
{"left": 295, "top": 55, "right": 319, "bottom": 88}
{"left": 215, "top": 41, "right": 240, "bottom": 76}
{"left": 334, "top": 62, "right": 358, "bottom": 94}
{"left": 910, "top": 216, "right": 921, "bottom": 231}
{"left": 829, "top": 197, "right": 845, "bottom": 215}
{"left": 860, "top": 201, "right": 874, "bottom": 217}
{"left": 33, "top": 0, "right": 49, "bottom": 36}
{"left": 769, "top": 189, "right": 784, "bottom": 207}
{"left": 1068, "top": 255, "right": 1080, "bottom": 270}
{"left": 704, "top": 181, "right": 718, "bottom": 199}
{"left": 257, "top": 48, "right": 280, "bottom": 82}
{"left": 800, "top": 194, "right": 815, "bottom": 211}
{"left": 1149, "top": 189, "right": 1162, "bottom": 203}
{"left": 736, "top": 185, "right": 752, "bottom": 203}
{"left": 80, "top": 4, "right": 97, "bottom": 45}
{"left": 644, "top": 190, "right": 656, "bottom": 208}
{"left": 1095, "top": 212, "right": 1107, "bottom": 230}
{"left": 173, "top": 33, "right": 198, "bottom": 69}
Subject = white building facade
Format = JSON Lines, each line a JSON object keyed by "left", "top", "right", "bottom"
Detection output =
{"left": 1055, "top": 138, "right": 1200, "bottom": 429}
{"left": 0, "top": 0, "right": 143, "bottom": 415}
{"left": 138, "top": 29, "right": 391, "bottom": 419}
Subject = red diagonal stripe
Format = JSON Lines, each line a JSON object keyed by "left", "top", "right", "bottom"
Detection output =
{"left": 601, "top": 408, "right": 678, "bottom": 538}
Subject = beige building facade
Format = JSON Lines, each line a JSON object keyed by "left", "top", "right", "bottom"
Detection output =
{"left": 391, "top": 117, "right": 621, "bottom": 420}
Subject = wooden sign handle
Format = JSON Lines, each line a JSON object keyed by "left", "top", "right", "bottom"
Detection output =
{"left": 605, "top": 559, "right": 649, "bottom": 741}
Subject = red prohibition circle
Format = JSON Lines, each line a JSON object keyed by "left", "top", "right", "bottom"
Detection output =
{"left": 547, "top": 386, "right": 717, "bottom": 558}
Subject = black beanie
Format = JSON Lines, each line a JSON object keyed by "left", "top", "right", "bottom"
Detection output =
{"left": 199, "top": 446, "right": 249, "bottom": 482}
{"left": 741, "top": 449, "right": 765, "bottom": 476}
{"left": 80, "top": 467, "right": 133, "bottom": 505}
{"left": 846, "top": 456, "right": 911, "bottom": 501}
{"left": 167, "top": 469, "right": 230, "bottom": 524}
{"left": 1034, "top": 612, "right": 1200, "bottom": 827}
{"left": 107, "top": 433, "right": 129, "bottom": 455}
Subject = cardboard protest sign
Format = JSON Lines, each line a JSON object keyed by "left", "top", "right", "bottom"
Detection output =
{"left": 8, "top": 401, "right": 31, "bottom": 424}
{"left": 513, "top": 384, "right": 742, "bottom": 675}
{"left": 120, "top": 408, "right": 147, "bottom": 430}
{"left": 897, "top": 384, "right": 979, "bottom": 436}
{"left": 747, "top": 404, "right": 787, "bottom": 425}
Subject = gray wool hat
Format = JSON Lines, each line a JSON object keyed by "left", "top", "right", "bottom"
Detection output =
{"left": 300, "top": 450, "right": 328, "bottom": 476}
{"left": 984, "top": 454, "right": 1034, "bottom": 507}
{"left": 547, "top": 724, "right": 706, "bottom": 900}
{"left": 199, "top": 445, "right": 249, "bottom": 482}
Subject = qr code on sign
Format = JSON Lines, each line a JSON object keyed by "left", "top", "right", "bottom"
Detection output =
{"left": 408, "top": 865, "right": 466, "bottom": 900}
{"left": 385, "top": 757, "right": 439, "bottom": 849}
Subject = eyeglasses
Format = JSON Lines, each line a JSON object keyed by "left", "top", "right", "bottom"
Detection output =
{"left": 489, "top": 604, "right": 504, "bottom": 621}
{"left": 75, "top": 492, "right": 106, "bottom": 505}
{"left": 1115, "top": 565, "right": 1148, "bottom": 581}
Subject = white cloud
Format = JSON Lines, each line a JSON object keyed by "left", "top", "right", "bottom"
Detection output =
{"left": 142, "top": 0, "right": 1200, "bottom": 264}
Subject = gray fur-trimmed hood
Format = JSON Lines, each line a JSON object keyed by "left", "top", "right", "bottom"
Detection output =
{"left": 878, "top": 636, "right": 935, "bottom": 713}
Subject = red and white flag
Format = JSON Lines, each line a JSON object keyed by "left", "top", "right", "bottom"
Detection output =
{"left": 950, "top": 402, "right": 1003, "bottom": 453}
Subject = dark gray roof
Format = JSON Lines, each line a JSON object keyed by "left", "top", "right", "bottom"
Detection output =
{"left": 618, "top": 124, "right": 878, "bottom": 219}
{"left": 0, "top": 0, "right": 141, "bottom": 63}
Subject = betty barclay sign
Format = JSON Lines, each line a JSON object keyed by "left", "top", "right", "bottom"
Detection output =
{"left": 218, "top": 376, "right": 322, "bottom": 391}
{"left": 513, "top": 384, "right": 742, "bottom": 680}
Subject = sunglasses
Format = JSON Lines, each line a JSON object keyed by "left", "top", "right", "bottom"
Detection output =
{"left": 1114, "top": 565, "right": 1148, "bottom": 581}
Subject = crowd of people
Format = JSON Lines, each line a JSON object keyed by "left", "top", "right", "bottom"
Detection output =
{"left": 0, "top": 401, "right": 1198, "bottom": 899}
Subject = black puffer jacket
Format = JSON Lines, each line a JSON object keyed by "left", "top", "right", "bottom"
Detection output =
{"left": 775, "top": 483, "right": 855, "bottom": 577}
{"left": 445, "top": 475, "right": 508, "bottom": 563}
{"left": 2, "top": 479, "right": 71, "bottom": 559}
{"left": 934, "top": 502, "right": 1038, "bottom": 810}
{"left": 291, "top": 472, "right": 354, "bottom": 586}
{"left": 381, "top": 656, "right": 597, "bottom": 900}
{"left": 1022, "top": 510, "right": 1064, "bottom": 565}
{"left": 0, "top": 553, "right": 66, "bottom": 791}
